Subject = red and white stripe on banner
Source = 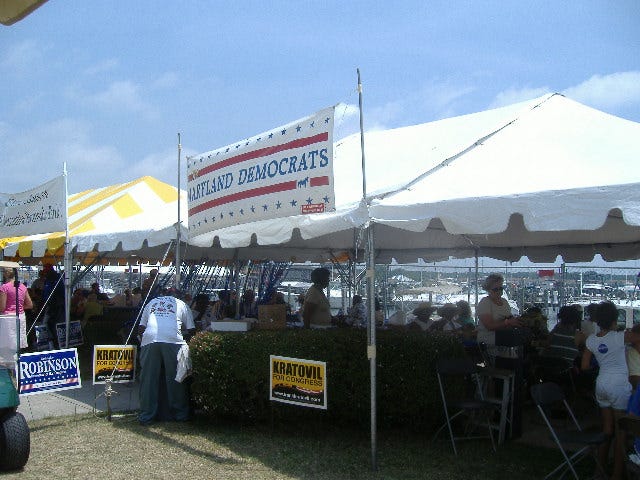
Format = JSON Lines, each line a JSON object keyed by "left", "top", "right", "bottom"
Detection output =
{"left": 187, "top": 106, "right": 335, "bottom": 235}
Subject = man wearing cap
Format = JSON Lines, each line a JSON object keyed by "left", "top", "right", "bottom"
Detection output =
{"left": 138, "top": 289, "right": 195, "bottom": 424}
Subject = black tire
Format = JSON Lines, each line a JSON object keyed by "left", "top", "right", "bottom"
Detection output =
{"left": 0, "top": 411, "right": 30, "bottom": 471}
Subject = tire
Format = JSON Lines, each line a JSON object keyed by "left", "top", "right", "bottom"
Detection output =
{"left": 0, "top": 411, "right": 30, "bottom": 471}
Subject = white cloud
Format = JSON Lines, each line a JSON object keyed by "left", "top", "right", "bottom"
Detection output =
{"left": 489, "top": 86, "right": 550, "bottom": 109}
{"left": 0, "top": 119, "right": 126, "bottom": 193}
{"left": 152, "top": 72, "right": 179, "bottom": 89}
{"left": 417, "top": 83, "right": 477, "bottom": 115}
{"left": 563, "top": 72, "right": 640, "bottom": 110}
{"left": 69, "top": 80, "right": 158, "bottom": 118}
{"left": 83, "top": 58, "right": 119, "bottom": 75}
{"left": 489, "top": 72, "right": 640, "bottom": 114}
{"left": 128, "top": 149, "right": 181, "bottom": 184}
{"left": 0, "top": 39, "right": 44, "bottom": 72}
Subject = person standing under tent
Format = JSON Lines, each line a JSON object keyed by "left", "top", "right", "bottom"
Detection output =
{"left": 138, "top": 288, "right": 195, "bottom": 425}
{"left": 582, "top": 301, "right": 640, "bottom": 480}
{"left": 0, "top": 267, "right": 33, "bottom": 352}
{"left": 303, "top": 268, "right": 333, "bottom": 329}
{"left": 41, "top": 264, "right": 65, "bottom": 349}
{"left": 476, "top": 273, "right": 522, "bottom": 347}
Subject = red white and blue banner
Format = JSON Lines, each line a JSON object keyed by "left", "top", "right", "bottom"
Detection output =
{"left": 188, "top": 106, "right": 335, "bottom": 234}
{"left": 0, "top": 175, "right": 67, "bottom": 237}
{"left": 17, "top": 348, "right": 81, "bottom": 396}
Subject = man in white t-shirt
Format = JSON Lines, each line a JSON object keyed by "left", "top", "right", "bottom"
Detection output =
{"left": 138, "top": 289, "right": 195, "bottom": 424}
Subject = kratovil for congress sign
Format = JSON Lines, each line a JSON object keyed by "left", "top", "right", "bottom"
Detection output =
{"left": 270, "top": 355, "right": 327, "bottom": 409}
{"left": 188, "top": 106, "right": 335, "bottom": 234}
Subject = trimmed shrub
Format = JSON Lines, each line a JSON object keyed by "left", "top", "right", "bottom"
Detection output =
{"left": 189, "top": 328, "right": 464, "bottom": 431}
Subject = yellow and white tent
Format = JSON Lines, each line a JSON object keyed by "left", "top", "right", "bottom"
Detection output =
{"left": 1, "top": 176, "right": 188, "bottom": 264}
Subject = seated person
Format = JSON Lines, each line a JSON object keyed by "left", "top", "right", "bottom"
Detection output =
{"left": 346, "top": 294, "right": 367, "bottom": 328}
{"left": 407, "top": 303, "right": 437, "bottom": 332}
{"left": 191, "top": 293, "right": 216, "bottom": 331}
{"left": 519, "top": 305, "right": 549, "bottom": 345}
{"left": 207, "top": 304, "right": 237, "bottom": 329}
{"left": 82, "top": 292, "right": 104, "bottom": 325}
{"left": 70, "top": 288, "right": 87, "bottom": 320}
{"left": 239, "top": 289, "right": 258, "bottom": 319}
{"left": 90, "top": 282, "right": 113, "bottom": 304}
{"left": 543, "top": 305, "right": 581, "bottom": 364}
{"left": 434, "top": 303, "right": 463, "bottom": 332}
{"left": 288, "top": 294, "right": 305, "bottom": 328}
{"left": 455, "top": 300, "right": 475, "bottom": 327}
{"left": 269, "top": 291, "right": 291, "bottom": 313}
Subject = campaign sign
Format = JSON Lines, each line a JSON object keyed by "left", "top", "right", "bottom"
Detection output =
{"left": 35, "top": 325, "right": 54, "bottom": 351}
{"left": 55, "top": 320, "right": 84, "bottom": 348}
{"left": 93, "top": 345, "right": 137, "bottom": 385}
{"left": 270, "top": 355, "right": 327, "bottom": 410}
{"left": 17, "top": 348, "right": 81, "bottom": 396}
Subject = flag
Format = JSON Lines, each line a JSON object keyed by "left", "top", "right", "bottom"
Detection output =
{"left": 188, "top": 106, "right": 335, "bottom": 235}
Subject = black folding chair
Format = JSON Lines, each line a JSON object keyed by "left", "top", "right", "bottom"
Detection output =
{"left": 618, "top": 416, "right": 640, "bottom": 479}
{"left": 530, "top": 382, "right": 608, "bottom": 479}
{"left": 433, "top": 357, "right": 497, "bottom": 455}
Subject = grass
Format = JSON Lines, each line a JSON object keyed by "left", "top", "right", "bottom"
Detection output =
{"left": 2, "top": 411, "right": 593, "bottom": 480}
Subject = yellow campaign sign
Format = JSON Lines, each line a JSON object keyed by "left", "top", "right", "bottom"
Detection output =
{"left": 269, "top": 355, "right": 327, "bottom": 409}
{"left": 93, "top": 345, "right": 137, "bottom": 385}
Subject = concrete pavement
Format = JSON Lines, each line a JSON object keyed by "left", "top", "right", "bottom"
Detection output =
{"left": 17, "top": 377, "right": 139, "bottom": 421}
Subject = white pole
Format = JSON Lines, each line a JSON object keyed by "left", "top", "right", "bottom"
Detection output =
{"left": 63, "top": 163, "right": 72, "bottom": 348}
{"left": 176, "top": 133, "right": 182, "bottom": 290}
{"left": 357, "top": 68, "right": 377, "bottom": 472}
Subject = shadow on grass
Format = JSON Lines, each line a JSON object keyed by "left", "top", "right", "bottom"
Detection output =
{"left": 105, "top": 404, "right": 578, "bottom": 480}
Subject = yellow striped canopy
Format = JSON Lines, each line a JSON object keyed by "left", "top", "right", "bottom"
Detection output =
{"left": 1, "top": 176, "right": 187, "bottom": 264}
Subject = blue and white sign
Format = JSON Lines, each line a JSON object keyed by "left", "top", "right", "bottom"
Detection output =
{"left": 17, "top": 348, "right": 81, "bottom": 396}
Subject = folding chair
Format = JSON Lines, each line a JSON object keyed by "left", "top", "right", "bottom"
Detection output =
{"left": 618, "top": 416, "right": 640, "bottom": 479}
{"left": 530, "top": 382, "right": 608, "bottom": 479}
{"left": 433, "top": 357, "right": 497, "bottom": 455}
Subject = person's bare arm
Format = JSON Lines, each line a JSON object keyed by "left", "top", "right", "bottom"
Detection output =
{"left": 24, "top": 290, "right": 33, "bottom": 310}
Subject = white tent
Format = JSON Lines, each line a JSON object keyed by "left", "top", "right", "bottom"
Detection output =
{"left": 191, "top": 93, "right": 640, "bottom": 264}
{"left": 364, "top": 93, "right": 640, "bottom": 263}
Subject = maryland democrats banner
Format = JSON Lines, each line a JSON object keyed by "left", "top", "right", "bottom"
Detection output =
{"left": 17, "top": 348, "right": 81, "bottom": 396}
{"left": 188, "top": 106, "right": 335, "bottom": 234}
{"left": 0, "top": 175, "right": 67, "bottom": 237}
{"left": 270, "top": 355, "right": 327, "bottom": 409}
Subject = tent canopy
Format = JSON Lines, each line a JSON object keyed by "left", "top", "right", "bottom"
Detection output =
{"left": 367, "top": 93, "right": 640, "bottom": 263}
{"left": 1, "top": 176, "right": 188, "bottom": 264}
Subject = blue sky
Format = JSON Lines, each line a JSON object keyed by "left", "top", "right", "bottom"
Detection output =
{"left": 1, "top": 0, "right": 639, "bottom": 196}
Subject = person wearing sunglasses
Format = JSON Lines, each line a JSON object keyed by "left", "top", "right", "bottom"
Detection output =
{"left": 476, "top": 273, "right": 522, "bottom": 346}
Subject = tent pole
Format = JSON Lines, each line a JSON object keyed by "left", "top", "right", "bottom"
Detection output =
{"left": 175, "top": 133, "right": 182, "bottom": 290}
{"left": 357, "top": 67, "right": 377, "bottom": 472}
{"left": 63, "top": 162, "right": 72, "bottom": 348}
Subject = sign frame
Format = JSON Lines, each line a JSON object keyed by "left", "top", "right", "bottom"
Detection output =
{"left": 269, "top": 354, "right": 327, "bottom": 410}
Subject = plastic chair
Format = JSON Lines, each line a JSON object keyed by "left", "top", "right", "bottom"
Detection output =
{"left": 618, "top": 416, "right": 640, "bottom": 479}
{"left": 530, "top": 382, "right": 608, "bottom": 479}
{"left": 433, "top": 357, "right": 497, "bottom": 455}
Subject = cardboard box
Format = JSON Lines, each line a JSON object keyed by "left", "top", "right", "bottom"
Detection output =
{"left": 257, "top": 304, "right": 287, "bottom": 330}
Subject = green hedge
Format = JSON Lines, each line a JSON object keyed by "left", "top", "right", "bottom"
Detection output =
{"left": 189, "top": 328, "right": 465, "bottom": 431}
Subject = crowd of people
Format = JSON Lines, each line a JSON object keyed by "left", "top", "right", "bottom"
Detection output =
{"left": 9, "top": 263, "right": 640, "bottom": 475}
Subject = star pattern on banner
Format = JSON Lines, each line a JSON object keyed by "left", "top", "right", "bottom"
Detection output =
{"left": 187, "top": 111, "right": 333, "bottom": 232}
